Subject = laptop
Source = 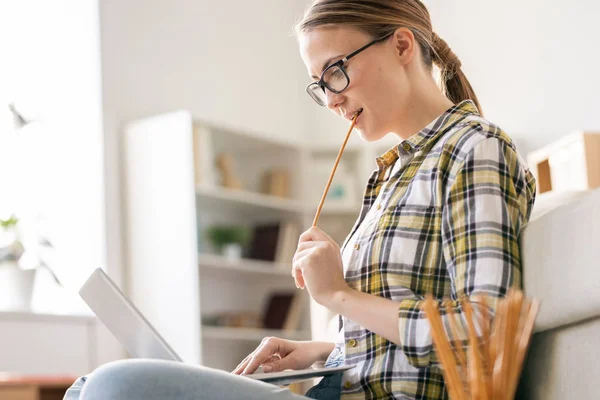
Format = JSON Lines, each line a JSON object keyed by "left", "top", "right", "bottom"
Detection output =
{"left": 79, "top": 268, "right": 352, "bottom": 385}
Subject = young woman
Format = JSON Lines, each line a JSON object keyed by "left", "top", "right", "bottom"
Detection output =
{"left": 67, "top": 1, "right": 536, "bottom": 399}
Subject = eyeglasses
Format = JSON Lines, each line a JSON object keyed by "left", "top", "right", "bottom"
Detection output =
{"left": 306, "top": 33, "right": 392, "bottom": 107}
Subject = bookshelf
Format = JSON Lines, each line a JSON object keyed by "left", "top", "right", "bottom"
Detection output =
{"left": 123, "top": 110, "right": 313, "bottom": 373}
{"left": 122, "top": 109, "right": 401, "bottom": 375}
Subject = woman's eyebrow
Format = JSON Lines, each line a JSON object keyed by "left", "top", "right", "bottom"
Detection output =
{"left": 310, "top": 54, "right": 344, "bottom": 80}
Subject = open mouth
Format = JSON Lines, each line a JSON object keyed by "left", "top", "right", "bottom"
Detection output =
{"left": 349, "top": 108, "right": 363, "bottom": 122}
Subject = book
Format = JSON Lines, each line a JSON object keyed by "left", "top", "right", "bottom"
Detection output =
{"left": 192, "top": 125, "right": 215, "bottom": 186}
{"left": 274, "top": 222, "right": 301, "bottom": 267}
{"left": 248, "top": 223, "right": 281, "bottom": 261}
{"left": 262, "top": 291, "right": 295, "bottom": 330}
{"left": 282, "top": 292, "right": 306, "bottom": 332}
{"left": 249, "top": 221, "right": 300, "bottom": 264}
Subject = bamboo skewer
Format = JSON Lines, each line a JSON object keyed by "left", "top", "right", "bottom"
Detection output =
{"left": 423, "top": 290, "right": 540, "bottom": 400}
{"left": 444, "top": 300, "right": 468, "bottom": 368}
{"left": 423, "top": 297, "right": 467, "bottom": 400}
{"left": 312, "top": 111, "right": 361, "bottom": 227}
{"left": 507, "top": 299, "right": 540, "bottom": 400}
{"left": 491, "top": 297, "right": 508, "bottom": 400}
{"left": 463, "top": 300, "right": 487, "bottom": 400}
{"left": 499, "top": 290, "right": 521, "bottom": 398}
{"left": 477, "top": 296, "right": 493, "bottom": 400}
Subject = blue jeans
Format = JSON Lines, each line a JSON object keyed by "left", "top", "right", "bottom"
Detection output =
{"left": 64, "top": 359, "right": 341, "bottom": 400}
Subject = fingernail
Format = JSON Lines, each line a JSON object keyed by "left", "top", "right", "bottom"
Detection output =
{"left": 263, "top": 365, "right": 272, "bottom": 372}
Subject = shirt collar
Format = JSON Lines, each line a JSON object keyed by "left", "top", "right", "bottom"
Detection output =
{"left": 376, "top": 99, "right": 480, "bottom": 169}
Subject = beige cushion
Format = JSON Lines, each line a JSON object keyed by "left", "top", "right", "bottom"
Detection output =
{"left": 517, "top": 317, "right": 600, "bottom": 399}
{"left": 521, "top": 187, "right": 600, "bottom": 332}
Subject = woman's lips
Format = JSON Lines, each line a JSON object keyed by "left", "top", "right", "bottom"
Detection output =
{"left": 346, "top": 108, "right": 363, "bottom": 122}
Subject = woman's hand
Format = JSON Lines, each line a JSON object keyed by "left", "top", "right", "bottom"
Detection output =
{"left": 292, "top": 226, "right": 350, "bottom": 308}
{"left": 231, "top": 337, "right": 332, "bottom": 375}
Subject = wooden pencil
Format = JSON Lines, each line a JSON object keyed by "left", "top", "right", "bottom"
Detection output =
{"left": 312, "top": 111, "right": 360, "bottom": 227}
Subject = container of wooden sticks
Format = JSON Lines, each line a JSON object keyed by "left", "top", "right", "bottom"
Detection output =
{"left": 422, "top": 289, "right": 540, "bottom": 400}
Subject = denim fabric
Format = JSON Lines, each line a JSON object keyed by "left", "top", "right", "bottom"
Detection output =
{"left": 63, "top": 359, "right": 345, "bottom": 400}
{"left": 304, "top": 373, "right": 342, "bottom": 400}
{"left": 64, "top": 376, "right": 87, "bottom": 400}
{"left": 63, "top": 359, "right": 311, "bottom": 400}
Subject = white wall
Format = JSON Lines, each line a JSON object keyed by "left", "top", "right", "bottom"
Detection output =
{"left": 99, "top": 0, "right": 314, "bottom": 334}
{"left": 427, "top": 0, "right": 600, "bottom": 154}
{"left": 100, "top": 0, "right": 312, "bottom": 141}
{"left": 307, "top": 1, "right": 600, "bottom": 156}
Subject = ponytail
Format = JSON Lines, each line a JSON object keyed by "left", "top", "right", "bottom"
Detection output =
{"left": 431, "top": 32, "right": 483, "bottom": 115}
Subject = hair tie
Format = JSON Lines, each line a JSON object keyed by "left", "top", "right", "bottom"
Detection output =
{"left": 432, "top": 32, "right": 461, "bottom": 79}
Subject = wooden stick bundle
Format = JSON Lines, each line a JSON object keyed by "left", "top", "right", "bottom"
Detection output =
{"left": 423, "top": 290, "right": 540, "bottom": 400}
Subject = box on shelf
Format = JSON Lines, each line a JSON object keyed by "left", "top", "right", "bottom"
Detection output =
{"left": 260, "top": 168, "right": 291, "bottom": 198}
{"left": 527, "top": 131, "right": 600, "bottom": 194}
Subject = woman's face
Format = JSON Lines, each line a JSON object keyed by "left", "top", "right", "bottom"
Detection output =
{"left": 300, "top": 26, "right": 412, "bottom": 142}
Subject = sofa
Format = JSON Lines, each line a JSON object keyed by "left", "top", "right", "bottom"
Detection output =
{"left": 517, "top": 187, "right": 600, "bottom": 398}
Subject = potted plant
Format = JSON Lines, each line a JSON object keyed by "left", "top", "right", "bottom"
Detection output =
{"left": 205, "top": 225, "right": 251, "bottom": 260}
{"left": 0, "top": 214, "right": 61, "bottom": 311}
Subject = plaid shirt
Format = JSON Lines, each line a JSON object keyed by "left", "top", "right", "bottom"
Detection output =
{"left": 326, "top": 100, "right": 537, "bottom": 399}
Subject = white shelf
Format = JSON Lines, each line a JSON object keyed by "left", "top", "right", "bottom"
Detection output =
{"left": 202, "top": 326, "right": 311, "bottom": 341}
{"left": 198, "top": 253, "right": 292, "bottom": 276}
{"left": 196, "top": 184, "right": 309, "bottom": 217}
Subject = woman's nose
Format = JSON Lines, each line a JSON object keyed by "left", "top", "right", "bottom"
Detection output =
{"left": 324, "top": 89, "right": 344, "bottom": 110}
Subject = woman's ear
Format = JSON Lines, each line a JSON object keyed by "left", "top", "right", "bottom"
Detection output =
{"left": 392, "top": 27, "right": 416, "bottom": 65}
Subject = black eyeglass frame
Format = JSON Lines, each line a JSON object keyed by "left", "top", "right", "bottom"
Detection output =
{"left": 306, "top": 33, "right": 393, "bottom": 106}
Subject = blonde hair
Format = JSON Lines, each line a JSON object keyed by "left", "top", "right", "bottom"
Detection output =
{"left": 295, "top": 0, "right": 483, "bottom": 115}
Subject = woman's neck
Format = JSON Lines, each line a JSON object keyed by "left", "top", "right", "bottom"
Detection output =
{"left": 389, "top": 77, "right": 455, "bottom": 142}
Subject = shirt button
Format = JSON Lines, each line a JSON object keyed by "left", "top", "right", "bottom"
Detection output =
{"left": 353, "top": 243, "right": 360, "bottom": 250}
{"left": 402, "top": 143, "right": 411, "bottom": 152}
{"left": 344, "top": 381, "right": 352, "bottom": 389}
{"left": 376, "top": 204, "right": 382, "bottom": 210}
{"left": 348, "top": 339, "right": 357, "bottom": 347}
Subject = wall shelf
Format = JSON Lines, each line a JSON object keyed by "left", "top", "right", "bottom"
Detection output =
{"left": 196, "top": 184, "right": 309, "bottom": 218}
{"left": 198, "top": 253, "right": 291, "bottom": 277}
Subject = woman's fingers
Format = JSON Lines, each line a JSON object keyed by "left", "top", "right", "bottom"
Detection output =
{"left": 298, "top": 227, "right": 335, "bottom": 245}
{"left": 294, "top": 268, "right": 305, "bottom": 289}
{"left": 232, "top": 354, "right": 252, "bottom": 374}
{"left": 240, "top": 337, "right": 281, "bottom": 376}
{"left": 232, "top": 338, "right": 273, "bottom": 375}
{"left": 292, "top": 249, "right": 312, "bottom": 289}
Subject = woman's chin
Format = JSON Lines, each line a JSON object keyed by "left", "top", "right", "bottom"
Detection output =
{"left": 355, "top": 127, "right": 379, "bottom": 143}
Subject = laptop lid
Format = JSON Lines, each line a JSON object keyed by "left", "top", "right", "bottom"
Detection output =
{"left": 79, "top": 268, "right": 183, "bottom": 362}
